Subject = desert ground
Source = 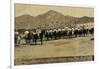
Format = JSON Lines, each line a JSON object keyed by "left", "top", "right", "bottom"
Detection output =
{"left": 14, "top": 36, "right": 94, "bottom": 65}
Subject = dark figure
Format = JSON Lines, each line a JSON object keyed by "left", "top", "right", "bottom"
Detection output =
{"left": 27, "top": 31, "right": 33, "bottom": 44}
{"left": 68, "top": 30, "right": 72, "bottom": 38}
{"left": 89, "top": 28, "right": 94, "bottom": 35}
{"left": 86, "top": 29, "right": 89, "bottom": 36}
{"left": 45, "top": 31, "right": 49, "bottom": 41}
{"left": 39, "top": 30, "right": 45, "bottom": 45}
{"left": 24, "top": 34, "right": 29, "bottom": 44}
{"left": 74, "top": 29, "right": 78, "bottom": 37}
{"left": 78, "top": 29, "right": 83, "bottom": 37}
{"left": 33, "top": 33, "right": 38, "bottom": 45}
{"left": 48, "top": 32, "right": 53, "bottom": 40}
{"left": 82, "top": 28, "right": 87, "bottom": 37}
{"left": 61, "top": 31, "right": 65, "bottom": 38}
{"left": 65, "top": 30, "right": 69, "bottom": 38}
{"left": 58, "top": 31, "right": 61, "bottom": 39}
{"left": 15, "top": 33, "right": 20, "bottom": 47}
{"left": 15, "top": 34, "right": 18, "bottom": 45}
{"left": 53, "top": 30, "right": 57, "bottom": 40}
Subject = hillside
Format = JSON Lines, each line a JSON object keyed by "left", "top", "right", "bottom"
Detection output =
{"left": 15, "top": 10, "right": 94, "bottom": 29}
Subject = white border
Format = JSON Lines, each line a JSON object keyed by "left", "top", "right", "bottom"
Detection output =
{"left": 14, "top": 0, "right": 95, "bottom": 8}
{"left": 13, "top": 0, "right": 96, "bottom": 69}
{"left": 0, "top": 0, "right": 10, "bottom": 69}
{"left": 11, "top": 0, "right": 14, "bottom": 68}
{"left": 1, "top": 0, "right": 100, "bottom": 69}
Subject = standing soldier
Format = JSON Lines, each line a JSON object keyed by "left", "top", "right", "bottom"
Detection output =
{"left": 64, "top": 27, "right": 69, "bottom": 38}
{"left": 15, "top": 31, "right": 20, "bottom": 47}
{"left": 71, "top": 28, "right": 75, "bottom": 38}
{"left": 67, "top": 28, "right": 72, "bottom": 38}
{"left": 74, "top": 28, "right": 78, "bottom": 37}
{"left": 49, "top": 29, "right": 53, "bottom": 40}
{"left": 34, "top": 29, "right": 39, "bottom": 45}
{"left": 45, "top": 30, "right": 49, "bottom": 41}
{"left": 89, "top": 27, "right": 94, "bottom": 36}
{"left": 53, "top": 28, "right": 57, "bottom": 40}
{"left": 39, "top": 29, "right": 44, "bottom": 45}
{"left": 57, "top": 28, "right": 61, "bottom": 39}
{"left": 32, "top": 31, "right": 36, "bottom": 44}
{"left": 27, "top": 31, "right": 33, "bottom": 44}
{"left": 24, "top": 30, "right": 29, "bottom": 44}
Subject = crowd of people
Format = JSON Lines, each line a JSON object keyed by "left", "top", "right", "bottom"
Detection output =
{"left": 15, "top": 26, "right": 94, "bottom": 47}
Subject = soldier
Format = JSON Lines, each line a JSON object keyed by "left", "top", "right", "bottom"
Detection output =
{"left": 32, "top": 31, "right": 36, "bottom": 45}
{"left": 34, "top": 29, "right": 39, "bottom": 45}
{"left": 39, "top": 29, "right": 44, "bottom": 45}
{"left": 89, "top": 27, "right": 94, "bottom": 36}
{"left": 78, "top": 28, "right": 83, "bottom": 37}
{"left": 24, "top": 30, "right": 29, "bottom": 44}
{"left": 61, "top": 28, "right": 66, "bottom": 38}
{"left": 48, "top": 29, "right": 53, "bottom": 40}
{"left": 27, "top": 31, "right": 33, "bottom": 44}
{"left": 53, "top": 28, "right": 57, "bottom": 40}
{"left": 58, "top": 28, "right": 62, "bottom": 39}
{"left": 67, "top": 28, "right": 72, "bottom": 38}
{"left": 45, "top": 30, "right": 49, "bottom": 41}
{"left": 64, "top": 27, "right": 69, "bottom": 38}
{"left": 71, "top": 28, "right": 75, "bottom": 38}
{"left": 20, "top": 32, "right": 26, "bottom": 45}
{"left": 15, "top": 31, "right": 20, "bottom": 47}
{"left": 74, "top": 28, "right": 78, "bottom": 37}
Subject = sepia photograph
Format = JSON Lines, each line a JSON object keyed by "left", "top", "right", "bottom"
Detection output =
{"left": 14, "top": 3, "right": 94, "bottom": 65}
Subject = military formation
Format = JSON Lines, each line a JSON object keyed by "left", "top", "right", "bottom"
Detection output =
{"left": 15, "top": 26, "right": 94, "bottom": 47}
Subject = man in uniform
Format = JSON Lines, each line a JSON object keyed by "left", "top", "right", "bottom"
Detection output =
{"left": 15, "top": 31, "right": 20, "bottom": 47}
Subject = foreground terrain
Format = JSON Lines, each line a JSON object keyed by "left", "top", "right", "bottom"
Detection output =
{"left": 15, "top": 36, "right": 94, "bottom": 65}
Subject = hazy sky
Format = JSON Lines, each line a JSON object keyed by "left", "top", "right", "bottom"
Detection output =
{"left": 15, "top": 3, "right": 94, "bottom": 17}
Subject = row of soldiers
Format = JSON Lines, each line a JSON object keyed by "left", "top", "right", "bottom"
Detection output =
{"left": 15, "top": 27, "right": 94, "bottom": 47}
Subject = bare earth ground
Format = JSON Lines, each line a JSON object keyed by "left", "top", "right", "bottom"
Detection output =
{"left": 14, "top": 36, "right": 94, "bottom": 65}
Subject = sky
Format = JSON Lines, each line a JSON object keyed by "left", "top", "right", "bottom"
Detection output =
{"left": 15, "top": 3, "right": 94, "bottom": 17}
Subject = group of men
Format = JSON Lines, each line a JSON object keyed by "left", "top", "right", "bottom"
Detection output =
{"left": 15, "top": 26, "right": 94, "bottom": 47}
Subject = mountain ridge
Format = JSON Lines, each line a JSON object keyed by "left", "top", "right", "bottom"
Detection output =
{"left": 15, "top": 10, "right": 94, "bottom": 29}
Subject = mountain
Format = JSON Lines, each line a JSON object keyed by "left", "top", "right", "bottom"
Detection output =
{"left": 15, "top": 15, "right": 35, "bottom": 29}
{"left": 15, "top": 10, "right": 94, "bottom": 29}
{"left": 78, "top": 16, "right": 94, "bottom": 23}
